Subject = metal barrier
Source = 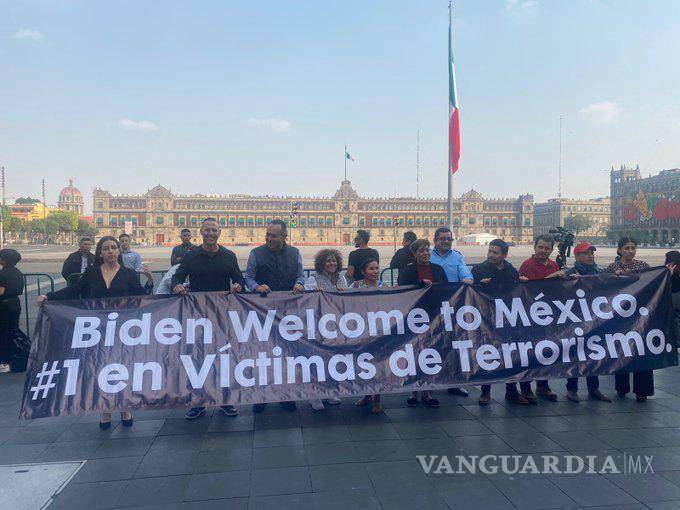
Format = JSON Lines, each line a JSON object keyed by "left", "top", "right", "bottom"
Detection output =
{"left": 22, "top": 273, "right": 55, "bottom": 337}
{"left": 380, "top": 268, "right": 398, "bottom": 287}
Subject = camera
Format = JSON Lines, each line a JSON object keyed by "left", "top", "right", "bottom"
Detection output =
{"left": 548, "top": 227, "right": 575, "bottom": 269}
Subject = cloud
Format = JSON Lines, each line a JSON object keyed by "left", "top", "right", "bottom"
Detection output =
{"left": 15, "top": 29, "right": 43, "bottom": 42}
{"left": 578, "top": 101, "right": 621, "bottom": 124}
{"left": 249, "top": 117, "right": 292, "bottom": 133}
{"left": 118, "top": 118, "right": 159, "bottom": 132}
{"left": 506, "top": 0, "right": 539, "bottom": 15}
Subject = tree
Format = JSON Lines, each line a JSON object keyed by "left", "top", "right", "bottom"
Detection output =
{"left": 76, "top": 219, "right": 98, "bottom": 238}
{"left": 47, "top": 210, "right": 79, "bottom": 234}
{"left": 14, "top": 197, "right": 41, "bottom": 205}
{"left": 563, "top": 214, "right": 593, "bottom": 233}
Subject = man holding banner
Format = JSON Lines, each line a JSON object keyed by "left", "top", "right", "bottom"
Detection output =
{"left": 172, "top": 217, "right": 246, "bottom": 420}
{"left": 245, "top": 219, "right": 305, "bottom": 413}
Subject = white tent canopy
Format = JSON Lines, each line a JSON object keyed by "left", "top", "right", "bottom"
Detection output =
{"left": 461, "top": 232, "right": 496, "bottom": 245}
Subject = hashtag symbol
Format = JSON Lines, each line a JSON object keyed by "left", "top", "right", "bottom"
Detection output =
{"left": 30, "top": 361, "right": 61, "bottom": 400}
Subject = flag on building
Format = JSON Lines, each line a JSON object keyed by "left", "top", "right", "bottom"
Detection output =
{"left": 345, "top": 151, "right": 355, "bottom": 163}
{"left": 449, "top": 12, "right": 461, "bottom": 174}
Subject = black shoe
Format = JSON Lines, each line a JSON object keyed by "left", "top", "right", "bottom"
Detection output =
{"left": 447, "top": 387, "right": 469, "bottom": 397}
{"left": 99, "top": 420, "right": 111, "bottom": 430}
{"left": 220, "top": 405, "right": 237, "bottom": 417}
{"left": 280, "top": 401, "right": 297, "bottom": 411}
{"left": 252, "top": 403, "right": 266, "bottom": 413}
{"left": 185, "top": 407, "right": 207, "bottom": 420}
{"left": 122, "top": 417, "right": 134, "bottom": 427}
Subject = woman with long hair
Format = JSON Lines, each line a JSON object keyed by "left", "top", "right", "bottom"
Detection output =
{"left": 306, "top": 249, "right": 346, "bottom": 410}
{"left": 397, "top": 239, "right": 445, "bottom": 408}
{"left": 607, "top": 236, "right": 653, "bottom": 402}
{"left": 38, "top": 236, "right": 154, "bottom": 428}
{"left": 352, "top": 258, "right": 383, "bottom": 413}
{"left": 0, "top": 249, "right": 24, "bottom": 374}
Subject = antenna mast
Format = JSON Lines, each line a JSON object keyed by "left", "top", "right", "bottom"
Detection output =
{"left": 416, "top": 130, "right": 420, "bottom": 198}
{"left": 558, "top": 115, "right": 563, "bottom": 198}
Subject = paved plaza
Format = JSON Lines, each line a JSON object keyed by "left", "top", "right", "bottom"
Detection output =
{"left": 4, "top": 367, "right": 680, "bottom": 509}
{"left": 4, "top": 243, "right": 680, "bottom": 509}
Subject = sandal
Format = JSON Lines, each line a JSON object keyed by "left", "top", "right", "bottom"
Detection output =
{"left": 407, "top": 396, "right": 418, "bottom": 407}
{"left": 355, "top": 395, "right": 372, "bottom": 407}
{"left": 423, "top": 397, "right": 440, "bottom": 408}
{"left": 371, "top": 402, "right": 382, "bottom": 413}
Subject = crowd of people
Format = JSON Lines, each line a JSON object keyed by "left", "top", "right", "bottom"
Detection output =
{"left": 0, "top": 219, "right": 671, "bottom": 430}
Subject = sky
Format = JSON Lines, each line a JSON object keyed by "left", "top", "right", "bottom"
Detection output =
{"left": 1, "top": 0, "right": 679, "bottom": 213}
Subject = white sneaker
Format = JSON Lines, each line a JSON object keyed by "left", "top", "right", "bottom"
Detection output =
{"left": 309, "top": 399, "right": 325, "bottom": 411}
{"left": 0, "top": 363, "right": 11, "bottom": 374}
{"left": 325, "top": 398, "right": 342, "bottom": 405}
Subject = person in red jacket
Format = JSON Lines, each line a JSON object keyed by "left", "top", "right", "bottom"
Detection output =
{"left": 517, "top": 234, "right": 561, "bottom": 403}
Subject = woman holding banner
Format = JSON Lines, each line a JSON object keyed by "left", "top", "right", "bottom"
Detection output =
{"left": 38, "top": 236, "right": 154, "bottom": 428}
{"left": 306, "top": 249, "right": 345, "bottom": 410}
{"left": 352, "top": 258, "right": 384, "bottom": 413}
{"left": 607, "top": 237, "right": 653, "bottom": 402}
{"left": 397, "top": 239, "right": 445, "bottom": 408}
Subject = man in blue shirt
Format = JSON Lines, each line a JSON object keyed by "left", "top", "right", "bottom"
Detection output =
{"left": 118, "top": 233, "right": 142, "bottom": 272}
{"left": 430, "top": 227, "right": 472, "bottom": 398}
{"left": 430, "top": 227, "right": 473, "bottom": 283}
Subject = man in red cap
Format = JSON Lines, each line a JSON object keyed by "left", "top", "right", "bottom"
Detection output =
{"left": 518, "top": 234, "right": 562, "bottom": 403}
{"left": 563, "top": 241, "right": 612, "bottom": 402}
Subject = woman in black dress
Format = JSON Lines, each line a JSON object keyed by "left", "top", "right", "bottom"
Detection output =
{"left": 0, "top": 249, "right": 24, "bottom": 374}
{"left": 38, "top": 236, "right": 153, "bottom": 428}
{"left": 397, "top": 239, "right": 447, "bottom": 409}
{"left": 607, "top": 237, "right": 653, "bottom": 402}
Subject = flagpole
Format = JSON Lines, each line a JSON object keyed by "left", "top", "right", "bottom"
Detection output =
{"left": 344, "top": 144, "right": 347, "bottom": 181}
{"left": 447, "top": 1, "right": 454, "bottom": 231}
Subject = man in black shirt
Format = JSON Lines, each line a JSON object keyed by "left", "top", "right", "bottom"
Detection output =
{"left": 244, "top": 219, "right": 304, "bottom": 413}
{"left": 170, "top": 228, "right": 194, "bottom": 266}
{"left": 389, "top": 231, "right": 416, "bottom": 271}
{"left": 61, "top": 237, "right": 95, "bottom": 285}
{"left": 347, "top": 229, "right": 379, "bottom": 282}
{"left": 172, "top": 218, "right": 245, "bottom": 420}
{"left": 473, "top": 239, "right": 529, "bottom": 406}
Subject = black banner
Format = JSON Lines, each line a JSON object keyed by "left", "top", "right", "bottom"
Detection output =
{"left": 21, "top": 267, "right": 677, "bottom": 419}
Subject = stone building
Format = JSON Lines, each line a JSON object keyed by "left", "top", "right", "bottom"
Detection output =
{"left": 92, "top": 181, "right": 534, "bottom": 246}
{"left": 57, "top": 180, "right": 84, "bottom": 215}
{"left": 534, "top": 197, "right": 610, "bottom": 238}
{"left": 610, "top": 165, "right": 680, "bottom": 243}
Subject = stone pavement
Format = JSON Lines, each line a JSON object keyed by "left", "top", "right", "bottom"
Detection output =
{"left": 4, "top": 369, "right": 680, "bottom": 509}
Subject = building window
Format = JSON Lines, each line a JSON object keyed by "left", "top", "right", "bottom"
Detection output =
{"left": 247, "top": 218, "right": 254, "bottom": 226}
{"left": 525, "top": 218, "right": 531, "bottom": 226}
{"left": 442, "top": 218, "right": 448, "bottom": 226}
{"left": 358, "top": 217, "right": 364, "bottom": 226}
{"left": 156, "top": 217, "right": 164, "bottom": 225}
{"left": 485, "top": 218, "right": 491, "bottom": 226}
{"left": 492, "top": 218, "right": 498, "bottom": 226}
{"left": 257, "top": 217, "right": 264, "bottom": 226}
{"left": 318, "top": 217, "right": 324, "bottom": 226}
{"left": 424, "top": 218, "right": 430, "bottom": 226}
{"left": 110, "top": 218, "right": 117, "bottom": 226}
{"left": 416, "top": 218, "right": 422, "bottom": 226}
{"left": 310, "top": 217, "right": 316, "bottom": 226}
{"left": 301, "top": 217, "right": 307, "bottom": 226}
{"left": 326, "top": 216, "right": 333, "bottom": 226}
{"left": 469, "top": 218, "right": 476, "bottom": 224}
{"left": 344, "top": 217, "right": 350, "bottom": 225}
{"left": 238, "top": 218, "right": 244, "bottom": 226}
{"left": 178, "top": 217, "right": 186, "bottom": 226}
{"left": 96, "top": 217, "right": 103, "bottom": 226}
{"left": 372, "top": 218, "right": 378, "bottom": 226}
{"left": 380, "top": 218, "right": 385, "bottom": 226}
{"left": 229, "top": 217, "right": 235, "bottom": 225}
{"left": 220, "top": 217, "right": 226, "bottom": 226}
{"left": 408, "top": 218, "right": 414, "bottom": 226}
{"left": 387, "top": 218, "right": 393, "bottom": 226}
{"left": 191, "top": 217, "right": 197, "bottom": 226}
